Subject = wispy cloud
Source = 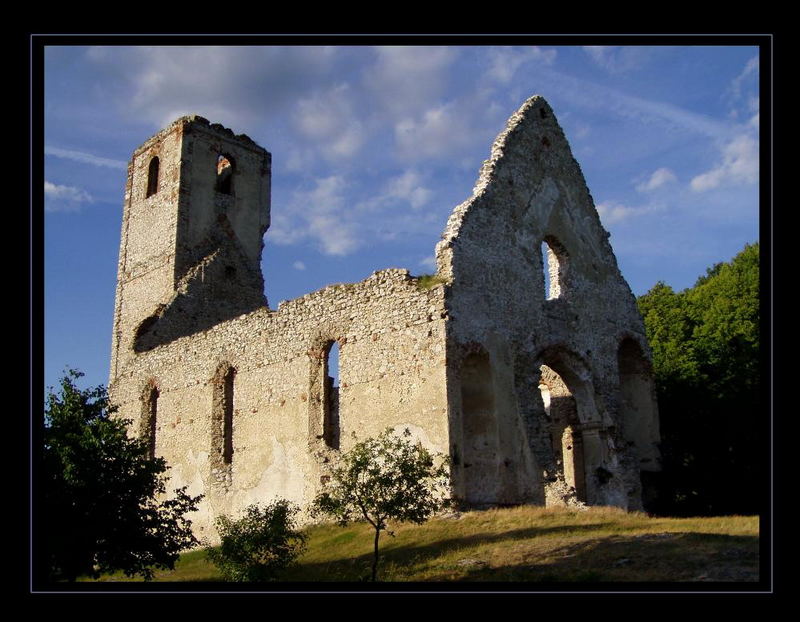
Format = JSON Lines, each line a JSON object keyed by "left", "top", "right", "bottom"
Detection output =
{"left": 45, "top": 146, "right": 127, "bottom": 170}
{"left": 582, "top": 46, "right": 651, "bottom": 74}
{"left": 485, "top": 46, "right": 557, "bottom": 85}
{"left": 45, "top": 180, "right": 93, "bottom": 212}
{"left": 292, "top": 260, "right": 306, "bottom": 271}
{"left": 539, "top": 65, "right": 731, "bottom": 140}
{"left": 636, "top": 167, "right": 677, "bottom": 193}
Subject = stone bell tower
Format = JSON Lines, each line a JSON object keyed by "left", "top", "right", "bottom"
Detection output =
{"left": 109, "top": 115, "right": 271, "bottom": 383}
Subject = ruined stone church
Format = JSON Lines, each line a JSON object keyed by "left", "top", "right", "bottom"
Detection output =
{"left": 108, "top": 95, "right": 661, "bottom": 539}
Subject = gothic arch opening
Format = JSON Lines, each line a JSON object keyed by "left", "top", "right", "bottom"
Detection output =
{"left": 541, "top": 235, "right": 570, "bottom": 300}
{"left": 535, "top": 347, "right": 609, "bottom": 504}
{"left": 215, "top": 154, "right": 235, "bottom": 195}
{"left": 323, "top": 341, "right": 340, "bottom": 450}
{"left": 146, "top": 156, "right": 159, "bottom": 198}
{"left": 140, "top": 382, "right": 159, "bottom": 459}
{"left": 539, "top": 365, "right": 586, "bottom": 502}
{"left": 460, "top": 348, "right": 499, "bottom": 503}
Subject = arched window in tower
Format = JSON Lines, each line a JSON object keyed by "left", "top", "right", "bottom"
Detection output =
{"left": 215, "top": 154, "right": 234, "bottom": 195}
{"left": 541, "top": 235, "right": 570, "bottom": 300}
{"left": 146, "top": 156, "right": 160, "bottom": 198}
{"left": 222, "top": 367, "right": 235, "bottom": 464}
{"left": 323, "top": 341, "right": 340, "bottom": 450}
{"left": 141, "top": 383, "right": 159, "bottom": 459}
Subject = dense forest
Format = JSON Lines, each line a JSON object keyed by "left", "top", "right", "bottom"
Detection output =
{"left": 637, "top": 242, "right": 762, "bottom": 516}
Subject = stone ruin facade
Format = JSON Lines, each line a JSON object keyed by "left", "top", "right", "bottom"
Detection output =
{"left": 108, "top": 95, "right": 661, "bottom": 540}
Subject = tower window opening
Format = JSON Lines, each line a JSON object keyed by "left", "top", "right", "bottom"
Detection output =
{"left": 216, "top": 154, "right": 234, "bottom": 195}
{"left": 146, "top": 156, "right": 159, "bottom": 198}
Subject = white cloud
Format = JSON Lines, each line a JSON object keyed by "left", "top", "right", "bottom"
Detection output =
{"left": 485, "top": 46, "right": 556, "bottom": 85}
{"left": 45, "top": 146, "right": 127, "bottom": 170}
{"left": 292, "top": 261, "right": 306, "bottom": 271}
{"left": 385, "top": 170, "right": 432, "bottom": 210}
{"left": 269, "top": 176, "right": 360, "bottom": 256}
{"left": 293, "top": 83, "right": 365, "bottom": 162}
{"left": 596, "top": 200, "right": 660, "bottom": 225}
{"left": 365, "top": 46, "right": 458, "bottom": 118}
{"left": 86, "top": 46, "right": 339, "bottom": 131}
{"left": 394, "top": 102, "right": 477, "bottom": 162}
{"left": 45, "top": 181, "right": 93, "bottom": 212}
{"left": 690, "top": 133, "right": 758, "bottom": 192}
{"left": 636, "top": 167, "right": 677, "bottom": 193}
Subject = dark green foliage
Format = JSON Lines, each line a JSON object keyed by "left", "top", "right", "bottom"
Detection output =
{"left": 637, "top": 243, "right": 760, "bottom": 515}
{"left": 207, "top": 500, "right": 307, "bottom": 582}
{"left": 312, "top": 427, "right": 450, "bottom": 581}
{"left": 41, "top": 370, "right": 202, "bottom": 582}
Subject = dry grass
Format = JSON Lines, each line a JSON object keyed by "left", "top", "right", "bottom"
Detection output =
{"left": 89, "top": 505, "right": 759, "bottom": 583}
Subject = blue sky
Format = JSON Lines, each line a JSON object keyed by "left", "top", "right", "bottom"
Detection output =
{"left": 43, "top": 43, "right": 761, "bottom": 393}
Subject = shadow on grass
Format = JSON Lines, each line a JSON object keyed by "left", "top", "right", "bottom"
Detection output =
{"left": 452, "top": 532, "right": 760, "bottom": 584}
{"left": 284, "top": 529, "right": 759, "bottom": 585}
{"left": 282, "top": 522, "right": 615, "bottom": 581}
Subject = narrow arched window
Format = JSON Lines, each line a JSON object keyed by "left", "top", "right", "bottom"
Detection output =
{"left": 212, "top": 363, "right": 236, "bottom": 469}
{"left": 541, "top": 235, "right": 570, "bottom": 300}
{"left": 323, "top": 341, "right": 340, "bottom": 450}
{"left": 222, "top": 367, "right": 235, "bottom": 464}
{"left": 141, "top": 384, "right": 159, "bottom": 459}
{"left": 215, "top": 154, "right": 234, "bottom": 195}
{"left": 146, "top": 156, "right": 159, "bottom": 198}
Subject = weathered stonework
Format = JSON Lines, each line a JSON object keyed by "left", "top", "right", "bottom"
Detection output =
{"left": 109, "top": 97, "right": 660, "bottom": 541}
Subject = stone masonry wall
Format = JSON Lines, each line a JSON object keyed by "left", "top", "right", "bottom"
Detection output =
{"left": 437, "top": 96, "right": 659, "bottom": 510}
{"left": 110, "top": 268, "right": 449, "bottom": 540}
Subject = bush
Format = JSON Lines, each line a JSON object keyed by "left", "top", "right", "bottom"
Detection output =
{"left": 207, "top": 500, "right": 307, "bottom": 582}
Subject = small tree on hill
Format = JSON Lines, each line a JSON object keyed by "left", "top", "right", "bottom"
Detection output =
{"left": 40, "top": 369, "right": 202, "bottom": 582}
{"left": 207, "top": 500, "right": 307, "bottom": 582}
{"left": 312, "top": 427, "right": 450, "bottom": 581}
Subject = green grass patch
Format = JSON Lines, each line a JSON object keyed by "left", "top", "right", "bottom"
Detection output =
{"left": 415, "top": 273, "right": 446, "bottom": 290}
{"left": 86, "top": 506, "right": 759, "bottom": 583}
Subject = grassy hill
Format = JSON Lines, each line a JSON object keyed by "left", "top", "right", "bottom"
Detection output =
{"left": 89, "top": 505, "right": 759, "bottom": 584}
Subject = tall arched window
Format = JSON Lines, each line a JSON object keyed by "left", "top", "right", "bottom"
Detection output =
{"left": 323, "top": 341, "right": 340, "bottom": 450}
{"left": 212, "top": 363, "right": 236, "bottom": 468}
{"left": 146, "top": 156, "right": 160, "bottom": 198}
{"left": 215, "top": 154, "right": 234, "bottom": 195}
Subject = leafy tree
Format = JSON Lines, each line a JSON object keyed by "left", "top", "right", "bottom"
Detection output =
{"left": 40, "top": 369, "right": 202, "bottom": 582}
{"left": 637, "top": 243, "right": 760, "bottom": 515}
{"left": 207, "top": 500, "right": 307, "bottom": 582}
{"left": 312, "top": 427, "right": 450, "bottom": 581}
